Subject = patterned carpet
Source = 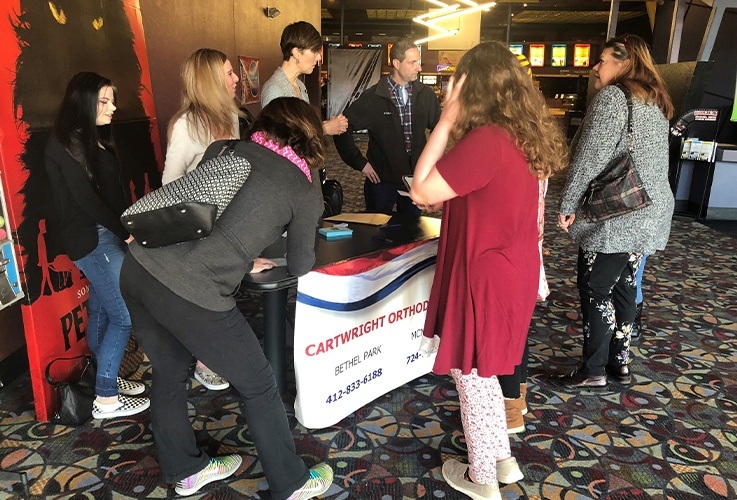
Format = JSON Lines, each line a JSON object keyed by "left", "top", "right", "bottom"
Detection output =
{"left": 1, "top": 140, "right": 736, "bottom": 499}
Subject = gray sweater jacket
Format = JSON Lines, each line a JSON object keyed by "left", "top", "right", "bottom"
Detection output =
{"left": 560, "top": 85, "right": 674, "bottom": 254}
{"left": 128, "top": 141, "right": 323, "bottom": 311}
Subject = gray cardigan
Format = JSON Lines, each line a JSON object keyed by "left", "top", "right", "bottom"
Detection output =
{"left": 128, "top": 141, "right": 323, "bottom": 311}
{"left": 260, "top": 67, "right": 310, "bottom": 108}
{"left": 560, "top": 85, "right": 674, "bottom": 254}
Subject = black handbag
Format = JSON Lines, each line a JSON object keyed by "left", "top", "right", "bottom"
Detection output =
{"left": 319, "top": 167, "right": 344, "bottom": 217}
{"left": 580, "top": 85, "right": 652, "bottom": 222}
{"left": 45, "top": 355, "right": 96, "bottom": 426}
{"left": 121, "top": 140, "right": 250, "bottom": 248}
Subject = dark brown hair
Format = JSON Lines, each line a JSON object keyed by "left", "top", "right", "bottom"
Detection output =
{"left": 390, "top": 38, "right": 418, "bottom": 63}
{"left": 604, "top": 34, "right": 674, "bottom": 119}
{"left": 453, "top": 42, "right": 568, "bottom": 179}
{"left": 249, "top": 97, "right": 325, "bottom": 170}
{"left": 280, "top": 22, "right": 322, "bottom": 61}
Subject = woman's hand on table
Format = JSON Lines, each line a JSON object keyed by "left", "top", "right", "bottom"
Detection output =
{"left": 250, "top": 257, "right": 277, "bottom": 273}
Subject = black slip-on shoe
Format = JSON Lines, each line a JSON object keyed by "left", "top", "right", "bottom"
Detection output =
{"left": 552, "top": 370, "right": 608, "bottom": 393}
{"left": 605, "top": 364, "right": 632, "bottom": 384}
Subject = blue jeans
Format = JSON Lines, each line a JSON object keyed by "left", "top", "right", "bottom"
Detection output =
{"left": 635, "top": 254, "right": 648, "bottom": 304}
{"left": 73, "top": 226, "right": 132, "bottom": 397}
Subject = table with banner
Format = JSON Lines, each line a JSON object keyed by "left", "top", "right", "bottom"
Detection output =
{"left": 239, "top": 214, "right": 440, "bottom": 429}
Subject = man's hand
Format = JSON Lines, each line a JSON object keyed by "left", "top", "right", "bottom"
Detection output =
{"left": 362, "top": 163, "right": 380, "bottom": 184}
{"left": 323, "top": 114, "right": 349, "bottom": 136}
{"left": 250, "top": 257, "right": 277, "bottom": 273}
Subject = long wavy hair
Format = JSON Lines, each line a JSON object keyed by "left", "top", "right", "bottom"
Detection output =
{"left": 53, "top": 71, "right": 117, "bottom": 185}
{"left": 167, "top": 48, "right": 241, "bottom": 145}
{"left": 452, "top": 42, "right": 567, "bottom": 179}
{"left": 249, "top": 97, "right": 325, "bottom": 170}
{"left": 605, "top": 34, "right": 674, "bottom": 119}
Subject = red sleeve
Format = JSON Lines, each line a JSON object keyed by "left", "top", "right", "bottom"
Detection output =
{"left": 435, "top": 126, "right": 502, "bottom": 197}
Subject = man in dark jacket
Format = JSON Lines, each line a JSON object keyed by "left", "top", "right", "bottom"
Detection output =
{"left": 334, "top": 38, "right": 441, "bottom": 214}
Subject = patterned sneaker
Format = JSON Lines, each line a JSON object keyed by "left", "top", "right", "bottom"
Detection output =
{"left": 92, "top": 395, "right": 150, "bottom": 419}
{"left": 286, "top": 463, "right": 333, "bottom": 500}
{"left": 117, "top": 377, "right": 145, "bottom": 396}
{"left": 174, "top": 455, "right": 242, "bottom": 497}
{"left": 194, "top": 365, "right": 230, "bottom": 391}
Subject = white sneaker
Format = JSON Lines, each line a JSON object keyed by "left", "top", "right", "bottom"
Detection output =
{"left": 286, "top": 463, "right": 333, "bottom": 500}
{"left": 175, "top": 455, "right": 242, "bottom": 496}
{"left": 194, "top": 365, "right": 230, "bottom": 391}
{"left": 496, "top": 456, "right": 523, "bottom": 484}
{"left": 92, "top": 395, "right": 150, "bottom": 419}
{"left": 442, "top": 459, "right": 501, "bottom": 500}
{"left": 117, "top": 377, "right": 145, "bottom": 396}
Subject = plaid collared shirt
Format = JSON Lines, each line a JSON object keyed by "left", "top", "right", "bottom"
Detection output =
{"left": 387, "top": 76, "right": 413, "bottom": 155}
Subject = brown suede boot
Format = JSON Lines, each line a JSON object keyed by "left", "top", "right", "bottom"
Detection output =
{"left": 505, "top": 398, "right": 525, "bottom": 434}
{"left": 519, "top": 383, "right": 528, "bottom": 415}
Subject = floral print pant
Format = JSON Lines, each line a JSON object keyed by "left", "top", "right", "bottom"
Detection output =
{"left": 576, "top": 248, "right": 643, "bottom": 376}
{"left": 450, "top": 368, "right": 511, "bottom": 484}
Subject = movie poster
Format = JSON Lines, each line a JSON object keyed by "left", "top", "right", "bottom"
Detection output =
{"left": 0, "top": 0, "right": 163, "bottom": 421}
{"left": 239, "top": 56, "right": 260, "bottom": 105}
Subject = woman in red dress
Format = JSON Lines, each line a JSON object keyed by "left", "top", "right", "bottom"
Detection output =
{"left": 410, "top": 42, "right": 567, "bottom": 500}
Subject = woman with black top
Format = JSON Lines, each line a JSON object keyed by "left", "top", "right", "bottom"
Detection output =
{"left": 45, "top": 72, "right": 150, "bottom": 419}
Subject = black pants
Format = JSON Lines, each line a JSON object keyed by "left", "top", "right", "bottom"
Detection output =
{"left": 576, "top": 248, "right": 642, "bottom": 376}
{"left": 364, "top": 179, "right": 421, "bottom": 215}
{"left": 120, "top": 256, "right": 309, "bottom": 498}
{"left": 498, "top": 343, "right": 529, "bottom": 398}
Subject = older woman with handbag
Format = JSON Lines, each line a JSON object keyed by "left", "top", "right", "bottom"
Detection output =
{"left": 555, "top": 34, "right": 675, "bottom": 391}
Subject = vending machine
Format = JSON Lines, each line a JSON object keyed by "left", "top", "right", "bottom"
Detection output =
{"left": 0, "top": 173, "right": 24, "bottom": 309}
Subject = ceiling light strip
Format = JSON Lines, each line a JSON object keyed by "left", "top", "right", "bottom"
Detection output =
{"left": 414, "top": 29, "right": 459, "bottom": 45}
{"left": 414, "top": 4, "right": 460, "bottom": 22}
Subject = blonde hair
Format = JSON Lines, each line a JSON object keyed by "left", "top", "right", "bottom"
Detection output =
{"left": 167, "top": 48, "right": 241, "bottom": 144}
{"left": 605, "top": 34, "right": 674, "bottom": 120}
{"left": 452, "top": 42, "right": 567, "bottom": 180}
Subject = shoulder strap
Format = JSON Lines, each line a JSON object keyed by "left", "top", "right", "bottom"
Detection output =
{"left": 214, "top": 139, "right": 239, "bottom": 158}
{"left": 45, "top": 355, "right": 92, "bottom": 385}
{"left": 616, "top": 84, "right": 634, "bottom": 151}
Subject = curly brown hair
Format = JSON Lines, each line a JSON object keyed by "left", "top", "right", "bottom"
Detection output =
{"left": 248, "top": 97, "right": 325, "bottom": 170}
{"left": 605, "top": 34, "right": 674, "bottom": 120}
{"left": 452, "top": 42, "right": 568, "bottom": 179}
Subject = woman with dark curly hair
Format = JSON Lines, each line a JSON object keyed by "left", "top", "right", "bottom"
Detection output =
{"left": 410, "top": 42, "right": 567, "bottom": 500}
{"left": 120, "top": 97, "right": 332, "bottom": 498}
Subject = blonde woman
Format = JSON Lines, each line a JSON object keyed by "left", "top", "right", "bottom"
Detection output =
{"left": 410, "top": 42, "right": 567, "bottom": 499}
{"left": 162, "top": 48, "right": 243, "bottom": 390}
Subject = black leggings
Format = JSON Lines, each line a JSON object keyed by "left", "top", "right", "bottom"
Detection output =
{"left": 498, "top": 342, "right": 529, "bottom": 398}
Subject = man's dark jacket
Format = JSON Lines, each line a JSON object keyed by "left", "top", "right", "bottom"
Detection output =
{"left": 334, "top": 77, "right": 441, "bottom": 184}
